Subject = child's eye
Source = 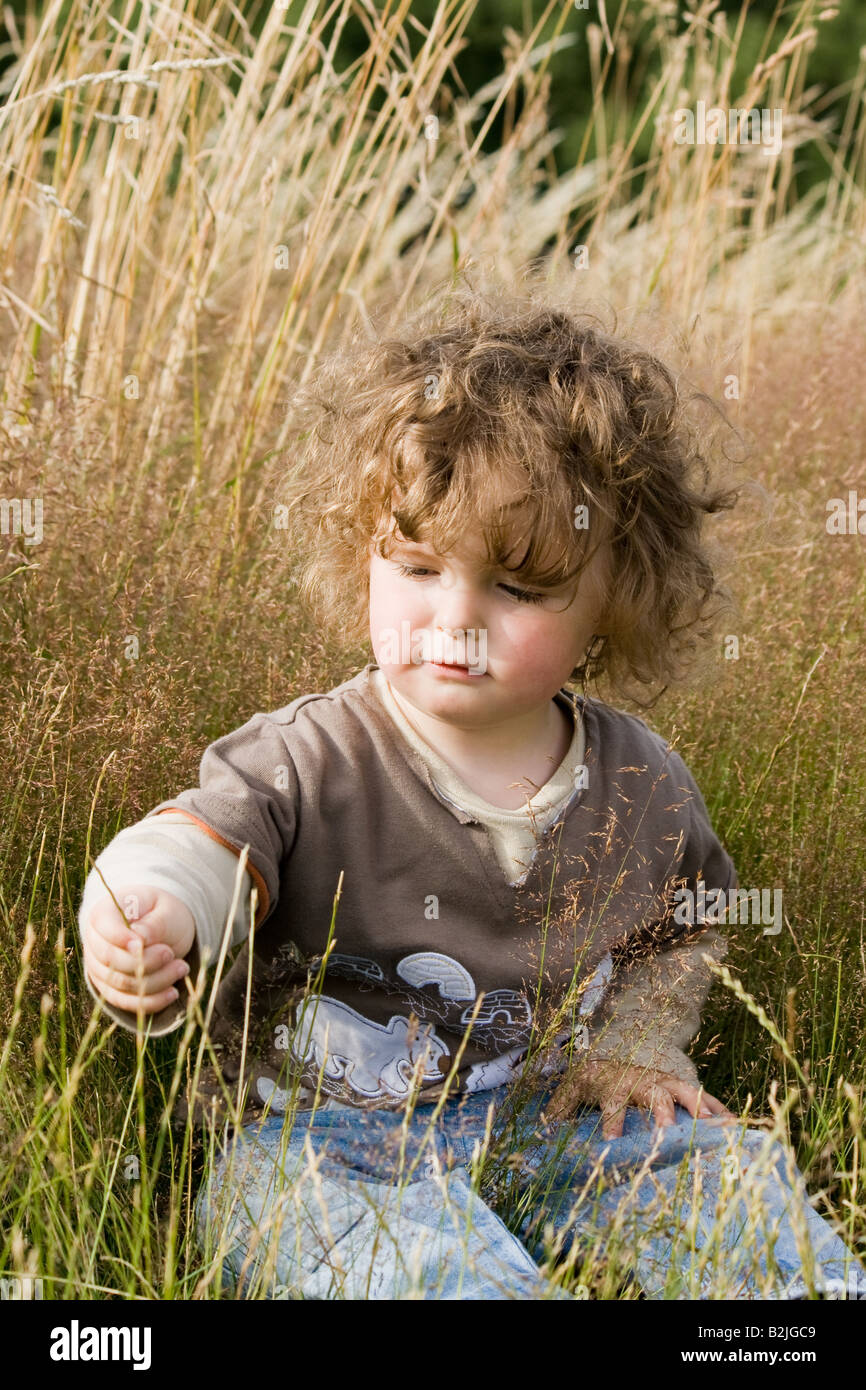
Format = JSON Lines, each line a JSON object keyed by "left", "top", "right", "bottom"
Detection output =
{"left": 500, "top": 584, "right": 546, "bottom": 605}
{"left": 394, "top": 563, "right": 433, "bottom": 579}
{"left": 394, "top": 563, "right": 546, "bottom": 606}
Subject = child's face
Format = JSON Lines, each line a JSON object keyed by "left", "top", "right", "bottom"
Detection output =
{"left": 368, "top": 511, "right": 609, "bottom": 729}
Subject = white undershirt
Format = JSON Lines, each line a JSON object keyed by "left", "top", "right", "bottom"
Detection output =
{"left": 370, "top": 667, "right": 586, "bottom": 885}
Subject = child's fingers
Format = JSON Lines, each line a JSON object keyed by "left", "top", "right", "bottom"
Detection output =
{"left": 86, "top": 902, "right": 148, "bottom": 954}
{"left": 88, "top": 889, "right": 180, "bottom": 945}
{"left": 87, "top": 893, "right": 174, "bottom": 951}
{"left": 600, "top": 1094, "right": 628, "bottom": 1140}
{"left": 550, "top": 1068, "right": 736, "bottom": 1141}
{"left": 695, "top": 1095, "right": 738, "bottom": 1125}
{"left": 645, "top": 1085, "right": 677, "bottom": 1128}
{"left": 670, "top": 1081, "right": 736, "bottom": 1122}
{"left": 543, "top": 1067, "right": 587, "bottom": 1121}
{"left": 658, "top": 1079, "right": 703, "bottom": 1119}
{"left": 86, "top": 954, "right": 189, "bottom": 1007}
{"left": 607, "top": 1076, "right": 680, "bottom": 1135}
{"left": 89, "top": 974, "right": 185, "bottom": 1015}
{"left": 88, "top": 953, "right": 189, "bottom": 997}
{"left": 86, "top": 923, "right": 175, "bottom": 978}
{"left": 696, "top": 1089, "right": 736, "bottom": 1119}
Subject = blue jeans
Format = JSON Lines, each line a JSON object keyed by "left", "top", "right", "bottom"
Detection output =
{"left": 194, "top": 1085, "right": 866, "bottom": 1300}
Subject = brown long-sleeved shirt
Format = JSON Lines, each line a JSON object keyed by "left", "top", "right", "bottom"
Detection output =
{"left": 78, "top": 662, "right": 735, "bottom": 1128}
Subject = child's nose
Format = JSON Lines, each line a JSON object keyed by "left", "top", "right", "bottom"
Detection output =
{"left": 432, "top": 604, "right": 486, "bottom": 639}
{"left": 429, "top": 577, "right": 488, "bottom": 636}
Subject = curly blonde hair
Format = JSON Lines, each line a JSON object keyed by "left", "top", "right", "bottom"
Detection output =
{"left": 280, "top": 278, "right": 740, "bottom": 703}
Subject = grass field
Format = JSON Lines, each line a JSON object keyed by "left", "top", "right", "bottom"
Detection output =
{"left": 1, "top": 0, "right": 865, "bottom": 1298}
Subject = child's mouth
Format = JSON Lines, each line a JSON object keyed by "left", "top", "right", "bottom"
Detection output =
{"left": 427, "top": 661, "right": 485, "bottom": 677}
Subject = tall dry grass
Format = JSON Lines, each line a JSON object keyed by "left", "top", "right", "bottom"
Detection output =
{"left": 1, "top": 0, "right": 865, "bottom": 1296}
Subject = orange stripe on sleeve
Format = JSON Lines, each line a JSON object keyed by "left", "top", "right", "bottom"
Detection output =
{"left": 151, "top": 808, "right": 271, "bottom": 928}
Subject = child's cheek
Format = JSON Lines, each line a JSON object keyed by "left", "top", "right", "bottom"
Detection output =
{"left": 497, "top": 613, "right": 584, "bottom": 691}
{"left": 368, "top": 572, "right": 422, "bottom": 667}
{"left": 368, "top": 590, "right": 394, "bottom": 665}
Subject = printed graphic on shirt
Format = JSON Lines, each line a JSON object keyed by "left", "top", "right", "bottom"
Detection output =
{"left": 395, "top": 951, "right": 475, "bottom": 1000}
{"left": 291, "top": 995, "right": 449, "bottom": 1100}
{"left": 463, "top": 1045, "right": 529, "bottom": 1093}
{"left": 579, "top": 951, "right": 614, "bottom": 1017}
{"left": 324, "top": 950, "right": 534, "bottom": 1051}
{"left": 255, "top": 1075, "right": 340, "bottom": 1114}
{"left": 463, "top": 989, "right": 532, "bottom": 1030}
{"left": 327, "top": 953, "right": 386, "bottom": 986}
{"left": 255, "top": 948, "right": 604, "bottom": 1111}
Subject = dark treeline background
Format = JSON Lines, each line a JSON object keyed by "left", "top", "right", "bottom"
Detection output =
{"left": 2, "top": 0, "right": 864, "bottom": 200}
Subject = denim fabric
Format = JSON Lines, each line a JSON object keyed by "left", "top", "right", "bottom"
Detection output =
{"left": 194, "top": 1085, "right": 866, "bottom": 1300}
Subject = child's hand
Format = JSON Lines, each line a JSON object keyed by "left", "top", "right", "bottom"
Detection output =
{"left": 544, "top": 1056, "right": 735, "bottom": 1140}
{"left": 82, "top": 884, "right": 196, "bottom": 1016}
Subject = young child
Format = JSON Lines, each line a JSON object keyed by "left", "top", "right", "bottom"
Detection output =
{"left": 78, "top": 287, "right": 865, "bottom": 1300}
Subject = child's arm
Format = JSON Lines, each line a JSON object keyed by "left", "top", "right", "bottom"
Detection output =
{"left": 584, "top": 926, "right": 728, "bottom": 1086}
{"left": 79, "top": 709, "right": 297, "bottom": 1033}
{"left": 78, "top": 813, "right": 254, "bottom": 1034}
{"left": 546, "top": 927, "right": 733, "bottom": 1136}
{"left": 548, "top": 743, "right": 738, "bottom": 1137}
